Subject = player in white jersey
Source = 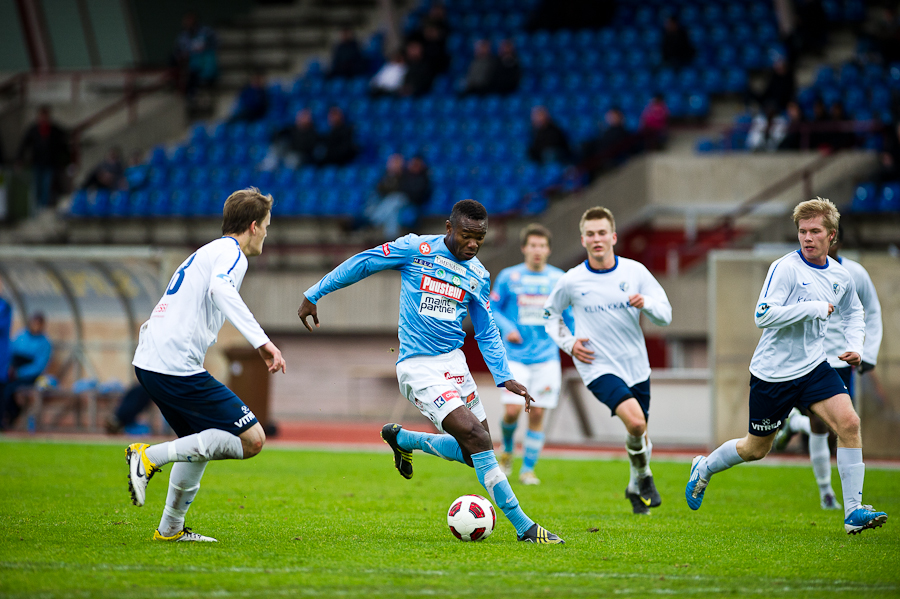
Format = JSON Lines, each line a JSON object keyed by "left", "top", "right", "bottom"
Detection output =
{"left": 544, "top": 207, "right": 672, "bottom": 515}
{"left": 772, "top": 229, "right": 883, "bottom": 510}
{"left": 685, "top": 198, "right": 887, "bottom": 535}
{"left": 126, "top": 188, "right": 286, "bottom": 542}
{"left": 491, "top": 224, "right": 568, "bottom": 485}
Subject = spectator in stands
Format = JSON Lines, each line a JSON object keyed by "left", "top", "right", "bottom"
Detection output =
{"left": 366, "top": 153, "right": 408, "bottom": 239}
{"left": 640, "top": 94, "right": 670, "bottom": 150}
{"left": 863, "top": 6, "right": 900, "bottom": 63}
{"left": 400, "top": 41, "right": 434, "bottom": 97}
{"left": 494, "top": 40, "right": 521, "bottom": 95}
{"left": 874, "top": 121, "right": 900, "bottom": 185}
{"left": 755, "top": 56, "right": 796, "bottom": 113}
{"left": 528, "top": 106, "right": 572, "bottom": 164}
{"left": 0, "top": 312, "right": 52, "bottom": 430}
{"left": 81, "top": 147, "right": 127, "bottom": 191}
{"left": 421, "top": 3, "right": 450, "bottom": 39}
{"left": 421, "top": 24, "right": 451, "bottom": 75}
{"left": 809, "top": 98, "right": 831, "bottom": 149}
{"left": 746, "top": 104, "right": 788, "bottom": 152}
{"left": 778, "top": 101, "right": 807, "bottom": 150}
{"left": 661, "top": 16, "right": 695, "bottom": 69}
{"left": 16, "top": 105, "right": 69, "bottom": 210}
{"left": 230, "top": 72, "right": 268, "bottom": 123}
{"left": 462, "top": 39, "right": 499, "bottom": 96}
{"left": 580, "top": 108, "right": 629, "bottom": 173}
{"left": 400, "top": 155, "right": 432, "bottom": 215}
{"left": 173, "top": 11, "right": 218, "bottom": 108}
{"left": 329, "top": 28, "right": 368, "bottom": 79}
{"left": 825, "top": 101, "right": 857, "bottom": 150}
{"left": 316, "top": 106, "right": 358, "bottom": 166}
{"left": 793, "top": 0, "right": 829, "bottom": 56}
{"left": 369, "top": 52, "right": 408, "bottom": 96}
{"left": 266, "top": 109, "right": 320, "bottom": 170}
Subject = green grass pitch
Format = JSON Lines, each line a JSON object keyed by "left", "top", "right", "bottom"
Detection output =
{"left": 0, "top": 440, "right": 897, "bottom": 598}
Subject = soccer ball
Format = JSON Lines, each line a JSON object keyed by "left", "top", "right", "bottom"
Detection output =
{"left": 447, "top": 494, "right": 496, "bottom": 541}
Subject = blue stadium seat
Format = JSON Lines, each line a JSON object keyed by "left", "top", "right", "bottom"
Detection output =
{"left": 149, "top": 146, "right": 168, "bottom": 167}
{"left": 741, "top": 44, "right": 765, "bottom": 69}
{"left": 725, "top": 68, "right": 749, "bottom": 93}
{"left": 686, "top": 94, "right": 710, "bottom": 117}
{"left": 879, "top": 183, "right": 900, "bottom": 212}
{"left": 109, "top": 190, "right": 129, "bottom": 217}
{"left": 169, "top": 167, "right": 190, "bottom": 188}
{"left": 147, "top": 167, "right": 167, "bottom": 187}
{"left": 169, "top": 189, "right": 189, "bottom": 216}
{"left": 703, "top": 68, "right": 725, "bottom": 93}
{"left": 148, "top": 189, "right": 171, "bottom": 217}
{"left": 129, "top": 190, "right": 151, "bottom": 217}
{"left": 69, "top": 189, "right": 89, "bottom": 217}
{"left": 851, "top": 183, "right": 877, "bottom": 212}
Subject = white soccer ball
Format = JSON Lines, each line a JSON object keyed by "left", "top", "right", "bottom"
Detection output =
{"left": 447, "top": 494, "right": 496, "bottom": 541}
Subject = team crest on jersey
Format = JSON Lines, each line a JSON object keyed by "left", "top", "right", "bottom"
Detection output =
{"left": 832, "top": 282, "right": 840, "bottom": 295}
{"left": 451, "top": 275, "right": 462, "bottom": 287}
{"left": 419, "top": 242, "right": 432, "bottom": 254}
{"left": 619, "top": 281, "right": 629, "bottom": 292}
{"left": 470, "top": 279, "right": 479, "bottom": 292}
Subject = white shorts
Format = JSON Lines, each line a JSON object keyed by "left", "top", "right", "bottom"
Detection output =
{"left": 501, "top": 360, "right": 561, "bottom": 409}
{"left": 396, "top": 349, "right": 486, "bottom": 432}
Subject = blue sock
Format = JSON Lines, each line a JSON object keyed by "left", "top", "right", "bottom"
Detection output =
{"left": 521, "top": 429, "right": 544, "bottom": 473}
{"left": 500, "top": 419, "right": 517, "bottom": 454}
{"left": 471, "top": 450, "right": 534, "bottom": 536}
{"left": 396, "top": 429, "right": 466, "bottom": 464}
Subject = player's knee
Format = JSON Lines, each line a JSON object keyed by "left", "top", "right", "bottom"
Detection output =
{"left": 835, "top": 412, "right": 860, "bottom": 440}
{"left": 745, "top": 442, "right": 771, "bottom": 462}
{"left": 241, "top": 429, "right": 266, "bottom": 458}
{"left": 625, "top": 419, "right": 646, "bottom": 437}
{"left": 455, "top": 422, "right": 492, "bottom": 454}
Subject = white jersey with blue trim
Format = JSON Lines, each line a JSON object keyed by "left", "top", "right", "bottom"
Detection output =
{"left": 490, "top": 262, "right": 568, "bottom": 365}
{"left": 133, "top": 237, "right": 270, "bottom": 376}
{"left": 543, "top": 256, "right": 672, "bottom": 388}
{"left": 824, "top": 256, "right": 882, "bottom": 368}
{"left": 750, "top": 250, "right": 864, "bottom": 383}
{"left": 303, "top": 233, "right": 514, "bottom": 386}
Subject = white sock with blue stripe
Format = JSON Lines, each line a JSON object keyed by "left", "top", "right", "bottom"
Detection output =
{"left": 158, "top": 461, "right": 207, "bottom": 537}
{"left": 500, "top": 419, "right": 517, "bottom": 454}
{"left": 521, "top": 429, "right": 544, "bottom": 473}
{"left": 396, "top": 428, "right": 466, "bottom": 464}
{"left": 145, "top": 429, "right": 244, "bottom": 466}
{"left": 472, "top": 450, "right": 534, "bottom": 535}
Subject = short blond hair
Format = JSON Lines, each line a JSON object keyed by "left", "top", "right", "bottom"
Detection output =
{"left": 579, "top": 206, "right": 616, "bottom": 233}
{"left": 792, "top": 197, "right": 840, "bottom": 245}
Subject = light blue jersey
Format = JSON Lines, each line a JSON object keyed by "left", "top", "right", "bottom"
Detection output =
{"left": 304, "top": 233, "right": 513, "bottom": 387}
{"left": 490, "top": 263, "right": 571, "bottom": 365}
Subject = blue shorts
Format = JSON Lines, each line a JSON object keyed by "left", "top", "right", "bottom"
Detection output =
{"left": 835, "top": 366, "right": 854, "bottom": 400}
{"left": 135, "top": 367, "right": 257, "bottom": 438}
{"left": 748, "top": 361, "right": 847, "bottom": 437}
{"left": 586, "top": 374, "right": 651, "bottom": 421}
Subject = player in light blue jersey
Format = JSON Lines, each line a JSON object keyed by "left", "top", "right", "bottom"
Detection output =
{"left": 298, "top": 200, "right": 563, "bottom": 543}
{"left": 490, "top": 224, "right": 570, "bottom": 485}
{"left": 686, "top": 198, "right": 887, "bottom": 535}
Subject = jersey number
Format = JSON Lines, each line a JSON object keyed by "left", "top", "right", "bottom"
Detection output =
{"left": 166, "top": 254, "right": 196, "bottom": 296}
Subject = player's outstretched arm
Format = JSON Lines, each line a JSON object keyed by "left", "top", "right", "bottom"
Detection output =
{"left": 297, "top": 297, "right": 319, "bottom": 332}
{"left": 258, "top": 341, "right": 286, "bottom": 373}
{"left": 503, "top": 380, "right": 534, "bottom": 412}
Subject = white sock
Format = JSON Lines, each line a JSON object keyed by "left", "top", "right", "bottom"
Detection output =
{"left": 158, "top": 461, "right": 208, "bottom": 537}
{"left": 145, "top": 429, "right": 244, "bottom": 467}
{"left": 809, "top": 432, "right": 834, "bottom": 497}
{"left": 701, "top": 438, "right": 744, "bottom": 479}
{"left": 837, "top": 447, "right": 865, "bottom": 517}
{"left": 626, "top": 433, "right": 651, "bottom": 490}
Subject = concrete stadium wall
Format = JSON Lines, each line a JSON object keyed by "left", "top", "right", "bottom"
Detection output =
{"left": 709, "top": 250, "right": 900, "bottom": 458}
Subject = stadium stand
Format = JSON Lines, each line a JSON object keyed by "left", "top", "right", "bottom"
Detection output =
{"left": 68, "top": 0, "right": 801, "bottom": 223}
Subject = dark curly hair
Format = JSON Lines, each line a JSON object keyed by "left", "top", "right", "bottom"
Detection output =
{"left": 449, "top": 199, "right": 488, "bottom": 226}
